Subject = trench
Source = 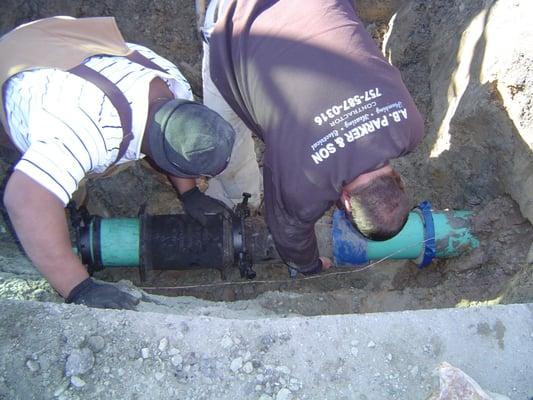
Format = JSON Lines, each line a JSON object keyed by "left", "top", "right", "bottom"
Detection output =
{"left": 1, "top": 175, "right": 531, "bottom": 316}
{"left": 65, "top": 197, "right": 533, "bottom": 316}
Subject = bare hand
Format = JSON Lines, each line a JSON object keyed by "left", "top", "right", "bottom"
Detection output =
{"left": 319, "top": 256, "right": 333, "bottom": 270}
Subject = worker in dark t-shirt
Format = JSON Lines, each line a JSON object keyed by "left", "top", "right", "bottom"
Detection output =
{"left": 202, "top": 0, "right": 425, "bottom": 275}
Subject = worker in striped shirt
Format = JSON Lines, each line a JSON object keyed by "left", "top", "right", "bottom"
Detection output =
{"left": 0, "top": 17, "right": 235, "bottom": 310}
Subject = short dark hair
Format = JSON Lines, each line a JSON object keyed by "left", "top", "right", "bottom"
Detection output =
{"left": 346, "top": 171, "right": 410, "bottom": 241}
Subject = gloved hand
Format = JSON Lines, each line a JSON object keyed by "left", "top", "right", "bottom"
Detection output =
{"left": 181, "top": 186, "right": 232, "bottom": 226}
{"left": 65, "top": 277, "right": 139, "bottom": 310}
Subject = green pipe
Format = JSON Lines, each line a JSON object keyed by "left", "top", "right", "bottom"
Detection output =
{"left": 73, "top": 204, "right": 479, "bottom": 272}
{"left": 74, "top": 213, "right": 233, "bottom": 274}
{"left": 332, "top": 206, "right": 479, "bottom": 267}
{"left": 98, "top": 218, "right": 140, "bottom": 267}
{"left": 365, "top": 211, "right": 478, "bottom": 260}
{"left": 366, "top": 212, "right": 424, "bottom": 259}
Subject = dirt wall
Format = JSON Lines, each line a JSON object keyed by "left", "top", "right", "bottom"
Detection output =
{"left": 385, "top": 0, "right": 533, "bottom": 223}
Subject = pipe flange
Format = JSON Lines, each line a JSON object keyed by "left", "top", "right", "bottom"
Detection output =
{"left": 415, "top": 200, "right": 436, "bottom": 269}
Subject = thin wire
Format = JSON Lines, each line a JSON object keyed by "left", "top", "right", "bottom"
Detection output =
{"left": 139, "top": 236, "right": 433, "bottom": 291}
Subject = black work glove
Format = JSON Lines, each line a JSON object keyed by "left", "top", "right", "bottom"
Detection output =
{"left": 66, "top": 277, "right": 139, "bottom": 310}
{"left": 181, "top": 186, "right": 232, "bottom": 226}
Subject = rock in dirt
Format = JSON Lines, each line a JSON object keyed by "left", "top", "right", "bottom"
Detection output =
{"left": 70, "top": 375, "right": 86, "bottom": 388}
{"left": 65, "top": 348, "right": 95, "bottom": 377}
{"left": 25, "top": 359, "right": 40, "bottom": 372}
{"left": 428, "top": 362, "right": 511, "bottom": 400}
{"left": 276, "top": 387, "right": 293, "bottom": 400}
{"left": 230, "top": 357, "right": 243, "bottom": 372}
{"left": 87, "top": 335, "right": 105, "bottom": 353}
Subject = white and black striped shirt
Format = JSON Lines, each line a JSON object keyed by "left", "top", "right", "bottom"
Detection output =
{"left": 4, "top": 42, "right": 193, "bottom": 205}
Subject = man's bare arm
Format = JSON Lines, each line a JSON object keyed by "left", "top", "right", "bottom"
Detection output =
{"left": 3, "top": 170, "right": 88, "bottom": 297}
{"left": 168, "top": 176, "right": 196, "bottom": 194}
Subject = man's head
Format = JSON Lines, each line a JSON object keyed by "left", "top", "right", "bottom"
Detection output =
{"left": 341, "top": 165, "right": 410, "bottom": 241}
{"left": 145, "top": 99, "right": 235, "bottom": 178}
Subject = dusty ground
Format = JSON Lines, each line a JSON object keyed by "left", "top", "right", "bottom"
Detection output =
{"left": 1, "top": 300, "right": 531, "bottom": 400}
{"left": 0, "top": 299, "right": 533, "bottom": 400}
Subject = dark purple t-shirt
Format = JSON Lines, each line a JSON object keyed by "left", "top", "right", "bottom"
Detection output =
{"left": 210, "top": 0, "right": 424, "bottom": 270}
